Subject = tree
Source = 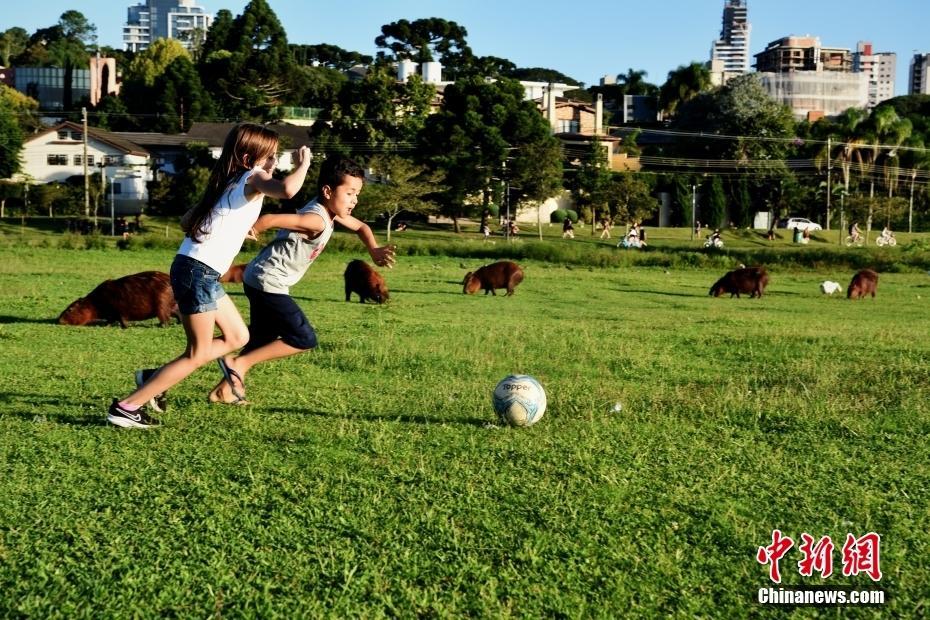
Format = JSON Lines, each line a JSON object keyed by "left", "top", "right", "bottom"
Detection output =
{"left": 659, "top": 62, "right": 712, "bottom": 117}
{"left": 608, "top": 172, "right": 657, "bottom": 224}
{"left": 705, "top": 176, "right": 726, "bottom": 228}
{"left": 290, "top": 43, "right": 372, "bottom": 71}
{"left": 420, "top": 77, "right": 563, "bottom": 231}
{"left": 153, "top": 56, "right": 214, "bottom": 133}
{"left": 858, "top": 105, "right": 912, "bottom": 235}
{"left": 0, "top": 27, "right": 28, "bottom": 66}
{"left": 507, "top": 67, "right": 579, "bottom": 85}
{"left": 0, "top": 84, "right": 40, "bottom": 133}
{"left": 617, "top": 68, "right": 658, "bottom": 97}
{"left": 0, "top": 94, "right": 24, "bottom": 179}
{"left": 567, "top": 139, "right": 613, "bottom": 226}
{"left": 198, "top": 0, "right": 297, "bottom": 120}
{"left": 200, "top": 9, "right": 234, "bottom": 60}
{"left": 58, "top": 10, "right": 97, "bottom": 49}
{"left": 311, "top": 63, "right": 434, "bottom": 159}
{"left": 124, "top": 38, "right": 189, "bottom": 88}
{"left": 375, "top": 18, "right": 471, "bottom": 79}
{"left": 360, "top": 155, "right": 443, "bottom": 241}
{"left": 296, "top": 65, "right": 346, "bottom": 109}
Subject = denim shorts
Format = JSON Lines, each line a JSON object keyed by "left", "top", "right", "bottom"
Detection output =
{"left": 170, "top": 254, "right": 226, "bottom": 315}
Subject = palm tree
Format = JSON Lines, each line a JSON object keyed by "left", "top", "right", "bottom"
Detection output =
{"left": 899, "top": 136, "right": 930, "bottom": 232}
{"left": 659, "top": 62, "right": 712, "bottom": 118}
{"left": 859, "top": 107, "right": 911, "bottom": 238}
{"left": 812, "top": 107, "right": 867, "bottom": 237}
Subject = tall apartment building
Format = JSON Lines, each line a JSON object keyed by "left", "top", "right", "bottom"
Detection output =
{"left": 853, "top": 41, "right": 895, "bottom": 108}
{"left": 124, "top": 0, "right": 213, "bottom": 53}
{"left": 754, "top": 36, "right": 867, "bottom": 119}
{"left": 755, "top": 36, "right": 853, "bottom": 73}
{"left": 709, "top": 0, "right": 751, "bottom": 82}
{"left": 909, "top": 53, "right": 930, "bottom": 95}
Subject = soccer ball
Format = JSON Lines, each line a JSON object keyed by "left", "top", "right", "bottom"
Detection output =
{"left": 492, "top": 375, "right": 546, "bottom": 427}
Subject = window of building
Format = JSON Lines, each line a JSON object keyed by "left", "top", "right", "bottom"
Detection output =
{"left": 103, "top": 155, "right": 123, "bottom": 166}
{"left": 558, "top": 119, "right": 580, "bottom": 133}
{"left": 47, "top": 154, "right": 69, "bottom": 165}
{"left": 74, "top": 154, "right": 95, "bottom": 166}
{"left": 57, "top": 130, "right": 70, "bottom": 140}
{"left": 112, "top": 183, "right": 122, "bottom": 195}
{"left": 71, "top": 131, "right": 82, "bottom": 141}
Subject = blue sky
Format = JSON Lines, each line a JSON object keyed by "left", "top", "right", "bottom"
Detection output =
{"left": 3, "top": 0, "right": 928, "bottom": 95}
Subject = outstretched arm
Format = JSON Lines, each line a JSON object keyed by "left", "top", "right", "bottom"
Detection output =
{"left": 247, "top": 146, "right": 313, "bottom": 199}
{"left": 251, "top": 210, "right": 327, "bottom": 237}
{"left": 334, "top": 214, "right": 396, "bottom": 267}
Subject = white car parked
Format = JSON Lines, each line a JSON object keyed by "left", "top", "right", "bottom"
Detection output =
{"left": 781, "top": 217, "right": 822, "bottom": 232}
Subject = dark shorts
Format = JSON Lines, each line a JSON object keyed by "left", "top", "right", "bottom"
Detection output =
{"left": 242, "top": 283, "right": 317, "bottom": 353}
{"left": 170, "top": 254, "right": 226, "bottom": 315}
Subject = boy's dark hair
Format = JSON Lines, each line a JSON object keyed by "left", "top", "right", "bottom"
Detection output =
{"left": 317, "top": 156, "right": 365, "bottom": 196}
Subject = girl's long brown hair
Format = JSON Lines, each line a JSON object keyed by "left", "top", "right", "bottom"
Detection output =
{"left": 187, "top": 123, "right": 279, "bottom": 242}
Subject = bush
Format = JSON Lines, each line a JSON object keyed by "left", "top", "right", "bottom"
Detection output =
{"left": 566, "top": 209, "right": 579, "bottom": 223}
{"left": 550, "top": 208, "right": 568, "bottom": 223}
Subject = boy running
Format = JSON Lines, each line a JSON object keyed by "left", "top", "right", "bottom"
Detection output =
{"left": 209, "top": 156, "right": 395, "bottom": 404}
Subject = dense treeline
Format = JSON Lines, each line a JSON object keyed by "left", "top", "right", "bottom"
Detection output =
{"left": 2, "top": 2, "right": 930, "bottom": 230}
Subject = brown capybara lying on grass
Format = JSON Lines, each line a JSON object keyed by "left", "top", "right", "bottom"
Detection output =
{"left": 58, "top": 271, "right": 179, "bottom": 328}
{"left": 219, "top": 263, "right": 248, "bottom": 283}
{"left": 463, "top": 261, "right": 524, "bottom": 296}
{"left": 709, "top": 266, "right": 769, "bottom": 298}
{"left": 344, "top": 259, "right": 389, "bottom": 304}
{"left": 848, "top": 269, "right": 878, "bottom": 299}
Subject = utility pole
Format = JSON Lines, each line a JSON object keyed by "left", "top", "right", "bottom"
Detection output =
{"left": 82, "top": 107, "right": 89, "bottom": 218}
{"left": 909, "top": 171, "right": 916, "bottom": 233}
{"left": 691, "top": 183, "right": 697, "bottom": 241}
{"left": 502, "top": 159, "right": 508, "bottom": 242}
{"left": 826, "top": 137, "right": 832, "bottom": 231}
{"left": 96, "top": 163, "right": 105, "bottom": 229}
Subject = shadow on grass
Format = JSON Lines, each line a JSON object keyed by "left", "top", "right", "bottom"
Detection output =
{"left": 1, "top": 409, "right": 104, "bottom": 427}
{"left": 0, "top": 315, "right": 58, "bottom": 325}
{"left": 389, "top": 288, "right": 461, "bottom": 296}
{"left": 614, "top": 288, "right": 700, "bottom": 299}
{"left": 264, "top": 406, "right": 487, "bottom": 427}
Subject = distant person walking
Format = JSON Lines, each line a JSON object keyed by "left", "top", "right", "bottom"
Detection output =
{"left": 599, "top": 218, "right": 612, "bottom": 239}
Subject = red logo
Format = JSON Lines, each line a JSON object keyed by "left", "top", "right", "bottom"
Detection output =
{"left": 758, "top": 530, "right": 882, "bottom": 583}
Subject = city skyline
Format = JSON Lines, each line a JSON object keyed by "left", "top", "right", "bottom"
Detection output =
{"left": 3, "top": 0, "right": 929, "bottom": 96}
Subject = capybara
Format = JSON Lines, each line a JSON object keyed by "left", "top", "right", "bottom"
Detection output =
{"left": 58, "top": 271, "right": 179, "bottom": 328}
{"left": 344, "top": 259, "right": 389, "bottom": 304}
{"left": 463, "top": 261, "right": 524, "bottom": 296}
{"left": 219, "top": 263, "right": 248, "bottom": 283}
{"left": 709, "top": 266, "right": 769, "bottom": 298}
{"left": 847, "top": 269, "right": 878, "bottom": 299}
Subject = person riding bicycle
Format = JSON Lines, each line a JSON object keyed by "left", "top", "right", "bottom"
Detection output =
{"left": 848, "top": 221, "right": 861, "bottom": 243}
{"left": 880, "top": 225, "right": 894, "bottom": 241}
{"left": 710, "top": 228, "right": 722, "bottom": 245}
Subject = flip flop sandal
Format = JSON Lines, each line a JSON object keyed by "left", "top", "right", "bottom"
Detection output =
{"left": 216, "top": 358, "right": 246, "bottom": 401}
{"left": 208, "top": 383, "right": 251, "bottom": 406}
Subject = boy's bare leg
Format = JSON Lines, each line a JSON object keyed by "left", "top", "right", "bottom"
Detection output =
{"left": 209, "top": 340, "right": 308, "bottom": 403}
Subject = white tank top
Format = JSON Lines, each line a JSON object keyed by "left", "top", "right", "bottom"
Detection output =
{"left": 177, "top": 168, "right": 264, "bottom": 274}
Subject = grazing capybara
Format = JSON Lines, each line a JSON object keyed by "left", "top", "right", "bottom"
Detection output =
{"left": 219, "top": 263, "right": 247, "bottom": 283}
{"left": 848, "top": 269, "right": 879, "bottom": 299}
{"left": 463, "top": 261, "right": 524, "bottom": 296}
{"left": 344, "top": 259, "right": 389, "bottom": 304}
{"left": 709, "top": 266, "right": 769, "bottom": 298}
{"left": 58, "top": 271, "right": 179, "bottom": 328}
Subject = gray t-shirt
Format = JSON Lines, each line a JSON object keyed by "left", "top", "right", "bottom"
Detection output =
{"left": 244, "top": 199, "right": 334, "bottom": 294}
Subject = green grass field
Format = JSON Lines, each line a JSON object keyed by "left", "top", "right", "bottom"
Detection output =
{"left": 0, "top": 236, "right": 928, "bottom": 617}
